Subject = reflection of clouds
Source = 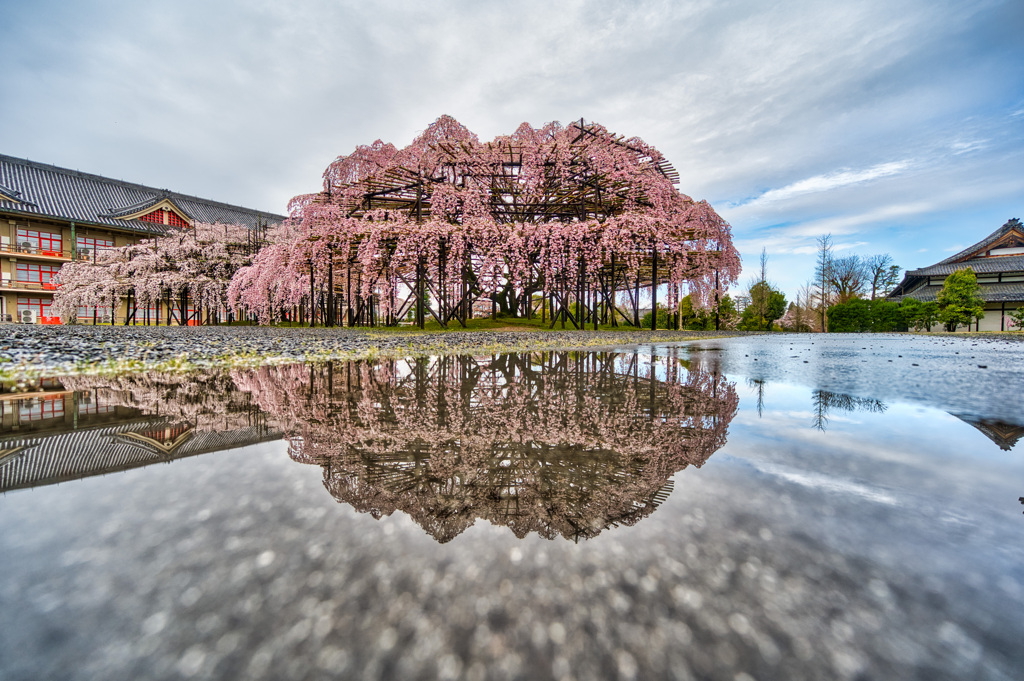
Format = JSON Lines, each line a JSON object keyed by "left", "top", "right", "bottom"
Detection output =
{"left": 689, "top": 336, "right": 1024, "bottom": 428}
{"left": 781, "top": 410, "right": 863, "bottom": 425}
{"left": 749, "top": 461, "right": 900, "bottom": 506}
{"left": 718, "top": 380, "right": 1024, "bottom": 527}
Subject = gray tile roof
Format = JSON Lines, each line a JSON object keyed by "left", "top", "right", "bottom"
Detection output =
{"left": 0, "top": 419, "right": 281, "bottom": 493}
{"left": 890, "top": 281, "right": 1024, "bottom": 303}
{"left": 935, "top": 218, "right": 1021, "bottom": 266}
{"left": 0, "top": 182, "right": 36, "bottom": 206}
{"left": 888, "top": 218, "right": 1024, "bottom": 299}
{"left": 906, "top": 254, "right": 1024, "bottom": 277}
{"left": 0, "top": 154, "right": 287, "bottom": 233}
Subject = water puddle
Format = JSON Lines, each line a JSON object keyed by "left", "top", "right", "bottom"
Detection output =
{"left": 1, "top": 336, "right": 1022, "bottom": 680}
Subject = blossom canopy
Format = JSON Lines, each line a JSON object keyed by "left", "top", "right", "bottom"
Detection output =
{"left": 231, "top": 116, "right": 741, "bottom": 327}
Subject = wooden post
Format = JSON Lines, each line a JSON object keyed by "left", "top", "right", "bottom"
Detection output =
{"left": 610, "top": 253, "right": 617, "bottom": 327}
{"left": 328, "top": 254, "right": 334, "bottom": 327}
{"left": 715, "top": 269, "right": 720, "bottom": 331}
{"left": 346, "top": 261, "right": 353, "bottom": 327}
{"left": 563, "top": 277, "right": 569, "bottom": 329}
{"left": 634, "top": 267, "right": 640, "bottom": 328}
{"left": 418, "top": 256, "right": 426, "bottom": 329}
{"left": 651, "top": 244, "right": 658, "bottom": 331}
{"left": 357, "top": 271, "right": 363, "bottom": 326}
{"left": 309, "top": 259, "right": 315, "bottom": 327}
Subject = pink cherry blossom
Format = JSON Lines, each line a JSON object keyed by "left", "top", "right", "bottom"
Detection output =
{"left": 231, "top": 116, "right": 741, "bottom": 327}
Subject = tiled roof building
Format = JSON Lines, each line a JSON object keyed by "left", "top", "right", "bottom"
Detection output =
{"left": 889, "top": 218, "right": 1024, "bottom": 331}
{"left": 0, "top": 384, "right": 281, "bottom": 492}
{"left": 0, "top": 154, "right": 286, "bottom": 323}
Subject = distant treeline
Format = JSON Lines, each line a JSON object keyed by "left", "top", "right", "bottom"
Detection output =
{"left": 826, "top": 298, "right": 939, "bottom": 332}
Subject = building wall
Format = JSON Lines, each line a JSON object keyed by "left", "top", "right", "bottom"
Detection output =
{"left": 977, "top": 304, "right": 1022, "bottom": 332}
{"left": 1, "top": 214, "right": 146, "bottom": 323}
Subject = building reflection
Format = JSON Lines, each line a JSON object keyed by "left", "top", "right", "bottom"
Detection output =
{"left": 234, "top": 350, "right": 739, "bottom": 542}
{"left": 2, "top": 350, "right": 740, "bottom": 541}
{"left": 0, "top": 372, "right": 279, "bottom": 492}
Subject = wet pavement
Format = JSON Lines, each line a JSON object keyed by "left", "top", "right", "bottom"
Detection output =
{"left": 0, "top": 335, "right": 1021, "bottom": 680}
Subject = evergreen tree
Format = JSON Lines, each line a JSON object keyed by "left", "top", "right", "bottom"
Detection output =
{"left": 936, "top": 269, "right": 985, "bottom": 332}
{"left": 739, "top": 282, "right": 786, "bottom": 330}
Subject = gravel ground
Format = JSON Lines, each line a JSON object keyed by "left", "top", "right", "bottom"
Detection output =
{"left": 0, "top": 325, "right": 746, "bottom": 378}
{"left": 2, "top": 324, "right": 1021, "bottom": 379}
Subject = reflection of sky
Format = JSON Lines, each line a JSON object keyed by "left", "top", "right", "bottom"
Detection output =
{"left": 1, "top": 347, "right": 1022, "bottom": 677}
{"left": 666, "top": 335, "right": 1024, "bottom": 426}
{"left": 668, "top": 358, "right": 1024, "bottom": 586}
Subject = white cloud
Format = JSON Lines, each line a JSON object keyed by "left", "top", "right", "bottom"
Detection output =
{"left": 0, "top": 0, "right": 1020, "bottom": 306}
{"left": 950, "top": 138, "right": 988, "bottom": 154}
{"left": 736, "top": 161, "right": 910, "bottom": 209}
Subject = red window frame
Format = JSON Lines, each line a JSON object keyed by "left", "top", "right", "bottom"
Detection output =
{"left": 166, "top": 211, "right": 189, "bottom": 228}
{"left": 16, "top": 228, "right": 62, "bottom": 254}
{"left": 16, "top": 263, "right": 61, "bottom": 284}
{"left": 77, "top": 305, "right": 112, "bottom": 319}
{"left": 76, "top": 235, "right": 115, "bottom": 253}
{"left": 18, "top": 297, "right": 53, "bottom": 317}
{"left": 138, "top": 210, "right": 163, "bottom": 224}
{"left": 19, "top": 395, "right": 65, "bottom": 421}
{"left": 77, "top": 391, "right": 115, "bottom": 416}
{"left": 138, "top": 208, "right": 189, "bottom": 227}
{"left": 131, "top": 302, "right": 160, "bottom": 322}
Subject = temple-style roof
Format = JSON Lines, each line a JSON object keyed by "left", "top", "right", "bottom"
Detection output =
{"left": 0, "top": 418, "right": 282, "bottom": 493}
{"left": 0, "top": 154, "right": 286, "bottom": 233}
{"left": 935, "top": 218, "right": 1024, "bottom": 265}
{"left": 893, "top": 281, "right": 1024, "bottom": 303}
{"left": 906, "top": 254, "right": 1024, "bottom": 278}
{"left": 951, "top": 414, "right": 1024, "bottom": 451}
{"left": 889, "top": 219, "right": 1024, "bottom": 302}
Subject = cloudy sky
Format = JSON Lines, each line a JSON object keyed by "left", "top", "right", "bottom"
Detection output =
{"left": 2, "top": 0, "right": 1021, "bottom": 297}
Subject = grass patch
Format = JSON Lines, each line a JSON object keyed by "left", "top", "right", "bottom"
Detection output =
{"left": 366, "top": 316, "right": 655, "bottom": 333}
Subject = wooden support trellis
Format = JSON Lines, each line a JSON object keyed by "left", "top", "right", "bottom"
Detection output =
{"left": 291, "top": 119, "right": 728, "bottom": 329}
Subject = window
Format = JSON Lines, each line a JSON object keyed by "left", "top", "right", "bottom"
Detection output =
{"left": 78, "top": 391, "right": 115, "bottom": 416}
{"left": 19, "top": 396, "right": 65, "bottom": 421}
{"left": 131, "top": 302, "right": 159, "bottom": 322}
{"left": 16, "top": 263, "right": 61, "bottom": 284}
{"left": 138, "top": 209, "right": 164, "bottom": 224}
{"left": 16, "top": 228, "right": 62, "bottom": 254}
{"left": 138, "top": 208, "right": 189, "bottom": 227}
{"left": 77, "top": 305, "right": 112, "bottom": 319}
{"left": 76, "top": 235, "right": 115, "bottom": 258}
{"left": 166, "top": 211, "right": 189, "bottom": 228}
{"left": 18, "top": 297, "right": 53, "bottom": 317}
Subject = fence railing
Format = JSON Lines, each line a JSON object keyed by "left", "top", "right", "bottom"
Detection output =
{"left": 0, "top": 279, "right": 57, "bottom": 291}
{"left": 0, "top": 244, "right": 115, "bottom": 261}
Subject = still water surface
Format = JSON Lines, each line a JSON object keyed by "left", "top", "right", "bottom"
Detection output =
{"left": 0, "top": 335, "right": 1021, "bottom": 680}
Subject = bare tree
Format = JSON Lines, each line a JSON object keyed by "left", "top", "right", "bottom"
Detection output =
{"left": 756, "top": 247, "right": 768, "bottom": 328}
{"left": 814, "top": 234, "right": 834, "bottom": 331}
{"left": 829, "top": 255, "right": 867, "bottom": 304}
{"left": 865, "top": 254, "right": 900, "bottom": 299}
{"left": 794, "top": 281, "right": 818, "bottom": 331}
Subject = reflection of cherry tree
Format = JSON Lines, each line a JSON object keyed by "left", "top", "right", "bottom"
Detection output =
{"left": 232, "top": 350, "right": 738, "bottom": 542}
{"left": 58, "top": 370, "right": 268, "bottom": 431}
